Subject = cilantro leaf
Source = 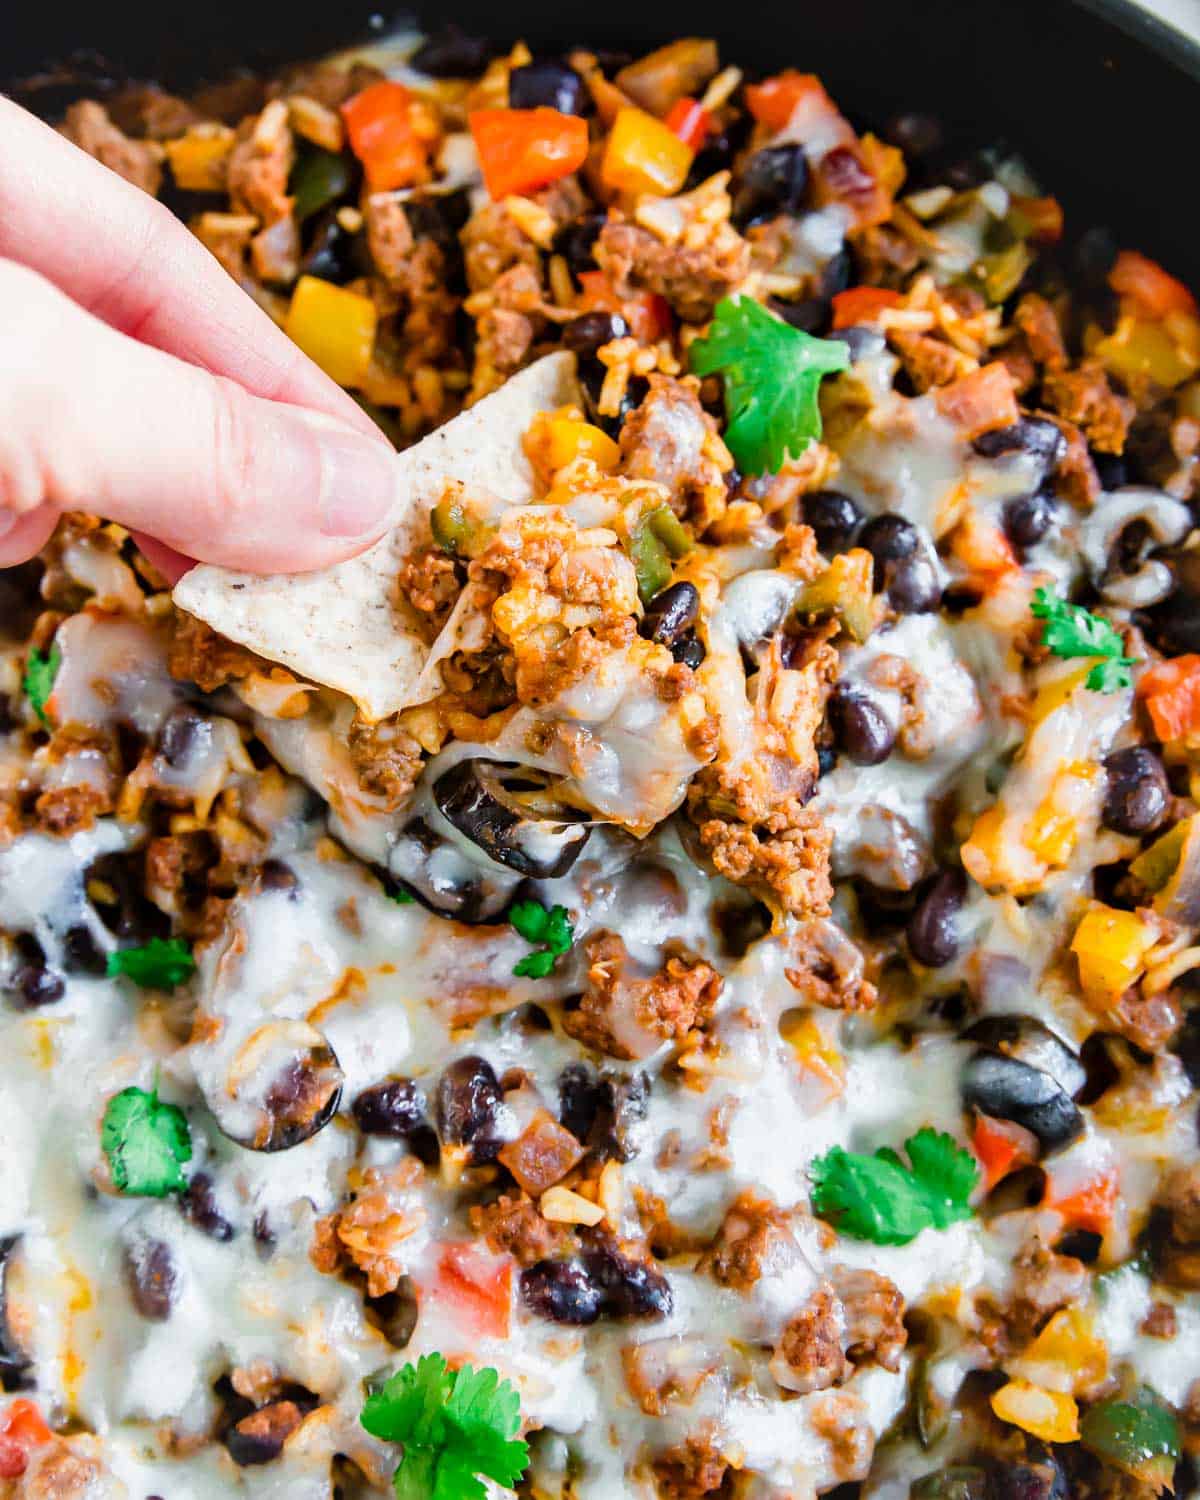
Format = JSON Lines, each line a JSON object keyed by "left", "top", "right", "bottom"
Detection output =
{"left": 688, "top": 295, "right": 849, "bottom": 476}
{"left": 106, "top": 937, "right": 196, "bottom": 990}
{"left": 1030, "top": 586, "right": 1137, "bottom": 692}
{"left": 509, "top": 901, "right": 573, "bottom": 978}
{"left": 810, "top": 1128, "right": 979, "bottom": 1245}
{"left": 391, "top": 887, "right": 415, "bottom": 904}
{"left": 101, "top": 1085, "right": 192, "bottom": 1196}
{"left": 361, "top": 1354, "right": 528, "bottom": 1500}
{"left": 23, "top": 643, "right": 61, "bottom": 727}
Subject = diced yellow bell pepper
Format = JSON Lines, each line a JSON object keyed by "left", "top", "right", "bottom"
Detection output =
{"left": 1006, "top": 1308, "right": 1108, "bottom": 1395}
{"left": 1025, "top": 762, "right": 1099, "bottom": 869}
{"left": 164, "top": 127, "right": 235, "bottom": 191}
{"left": 794, "top": 548, "right": 878, "bottom": 643}
{"left": 541, "top": 416, "right": 621, "bottom": 472}
{"left": 1093, "top": 313, "right": 1200, "bottom": 391}
{"left": 1029, "top": 664, "right": 1094, "bottom": 726}
{"left": 991, "top": 1379, "right": 1080, "bottom": 1443}
{"left": 1070, "top": 903, "right": 1158, "bottom": 1003}
{"left": 601, "top": 106, "right": 694, "bottom": 197}
{"left": 284, "top": 275, "right": 377, "bottom": 389}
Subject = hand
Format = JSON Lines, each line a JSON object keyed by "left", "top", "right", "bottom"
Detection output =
{"left": 0, "top": 96, "right": 401, "bottom": 582}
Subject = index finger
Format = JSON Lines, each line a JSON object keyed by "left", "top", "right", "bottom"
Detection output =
{"left": 0, "top": 95, "right": 380, "bottom": 439}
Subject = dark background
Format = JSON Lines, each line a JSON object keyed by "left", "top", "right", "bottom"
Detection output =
{"left": 7, "top": 0, "right": 1200, "bottom": 279}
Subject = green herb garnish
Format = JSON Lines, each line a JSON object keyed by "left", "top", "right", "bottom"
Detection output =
{"left": 688, "top": 295, "right": 849, "bottom": 476}
{"left": 106, "top": 937, "right": 196, "bottom": 990}
{"left": 101, "top": 1084, "right": 192, "bottom": 1197}
{"left": 23, "top": 643, "right": 61, "bottom": 727}
{"left": 360, "top": 1353, "right": 529, "bottom": 1500}
{"left": 510, "top": 900, "right": 573, "bottom": 979}
{"left": 391, "top": 886, "right": 416, "bottom": 904}
{"left": 1031, "top": 586, "right": 1138, "bottom": 692}
{"left": 810, "top": 1127, "right": 980, "bottom": 1245}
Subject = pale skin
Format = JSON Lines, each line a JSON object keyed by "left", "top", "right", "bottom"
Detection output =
{"left": 0, "top": 95, "right": 402, "bottom": 583}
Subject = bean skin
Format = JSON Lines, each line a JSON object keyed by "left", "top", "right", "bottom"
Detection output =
{"left": 1102, "top": 747, "right": 1169, "bottom": 836}
{"left": 828, "top": 685, "right": 895, "bottom": 766}
{"left": 907, "top": 870, "right": 968, "bottom": 967}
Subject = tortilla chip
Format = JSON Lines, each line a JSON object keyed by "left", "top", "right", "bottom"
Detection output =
{"left": 173, "top": 353, "right": 579, "bottom": 721}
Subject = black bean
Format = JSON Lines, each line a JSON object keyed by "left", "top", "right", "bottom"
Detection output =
{"left": 768, "top": 296, "right": 830, "bottom": 335}
{"left": 520, "top": 1259, "right": 604, "bottom": 1324}
{"left": 986, "top": 1458, "right": 1069, "bottom": 1500}
{"left": 1102, "top": 747, "right": 1169, "bottom": 836}
{"left": 435, "top": 1055, "right": 504, "bottom": 1162}
{"left": 4, "top": 934, "right": 64, "bottom": 1010}
{"left": 252, "top": 1213, "right": 275, "bottom": 1260}
{"left": 225, "top": 1402, "right": 303, "bottom": 1466}
{"left": 124, "top": 1239, "right": 178, "bottom": 1321}
{"left": 508, "top": 60, "right": 586, "bottom": 115}
{"left": 87, "top": 851, "right": 170, "bottom": 943}
{"left": 828, "top": 685, "right": 895, "bottom": 766}
{"left": 588, "top": 1073, "right": 650, "bottom": 1164}
{"left": 887, "top": 555, "right": 940, "bottom": 614}
{"left": 179, "top": 1173, "right": 235, "bottom": 1242}
{"left": 298, "top": 210, "right": 357, "bottom": 285}
{"left": 157, "top": 706, "right": 211, "bottom": 770}
{"left": 259, "top": 859, "right": 299, "bottom": 895}
{"left": 803, "top": 491, "right": 864, "bottom": 555}
{"left": 555, "top": 214, "right": 605, "bottom": 277}
{"left": 582, "top": 1234, "right": 673, "bottom": 1319}
{"left": 884, "top": 112, "right": 944, "bottom": 158}
{"left": 732, "top": 145, "right": 808, "bottom": 228}
{"left": 671, "top": 632, "right": 706, "bottom": 669}
{"left": 580, "top": 361, "right": 646, "bottom": 436}
{"left": 859, "top": 513, "right": 919, "bottom": 584}
{"left": 352, "top": 1077, "right": 428, "bottom": 1138}
{"left": 817, "top": 744, "right": 837, "bottom": 777}
{"left": 0, "top": 1237, "right": 33, "bottom": 1392}
{"left": 1176, "top": 1008, "right": 1200, "bottom": 1088}
{"left": 972, "top": 417, "right": 1067, "bottom": 475}
{"left": 563, "top": 310, "right": 628, "bottom": 356}
{"left": 1093, "top": 452, "right": 1128, "bottom": 490}
{"left": 1142, "top": 550, "right": 1200, "bottom": 656}
{"left": 639, "top": 582, "right": 699, "bottom": 647}
{"left": 1073, "top": 225, "right": 1119, "bottom": 289}
{"left": 819, "top": 247, "right": 854, "bottom": 299}
{"left": 559, "top": 1063, "right": 602, "bottom": 1143}
{"left": 1002, "top": 489, "right": 1057, "bottom": 550}
{"left": 907, "top": 869, "right": 967, "bottom": 967}
{"left": 365, "top": 1275, "right": 419, "bottom": 1349}
{"left": 411, "top": 26, "right": 497, "bottom": 77}
{"left": 61, "top": 923, "right": 106, "bottom": 976}
{"left": 829, "top": 325, "right": 885, "bottom": 361}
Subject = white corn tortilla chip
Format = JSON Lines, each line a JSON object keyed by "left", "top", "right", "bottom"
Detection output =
{"left": 173, "top": 352, "right": 579, "bottom": 721}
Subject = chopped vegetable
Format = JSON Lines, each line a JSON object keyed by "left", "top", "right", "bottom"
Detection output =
{"left": 285, "top": 275, "right": 378, "bottom": 388}
{"left": 1130, "top": 813, "right": 1200, "bottom": 924}
{"left": 793, "top": 549, "right": 877, "bottom": 642}
{"left": 601, "top": 106, "right": 693, "bottom": 197}
{"left": 809, "top": 1127, "right": 979, "bottom": 1245}
{"left": 430, "top": 486, "right": 495, "bottom": 559}
{"left": 106, "top": 936, "right": 196, "bottom": 990}
{"left": 1006, "top": 1307, "right": 1107, "bottom": 1394}
{"left": 614, "top": 38, "right": 718, "bottom": 117}
{"left": 470, "top": 107, "right": 589, "bottom": 201}
{"left": 1080, "top": 1387, "right": 1180, "bottom": 1493}
{"left": 540, "top": 415, "right": 621, "bottom": 472}
{"left": 291, "top": 146, "right": 357, "bottom": 221}
{"left": 1110, "top": 249, "right": 1197, "bottom": 320}
{"left": 1045, "top": 1163, "right": 1119, "bottom": 1235}
{"left": 990, "top": 1379, "right": 1079, "bottom": 1443}
{"left": 1009, "top": 194, "right": 1064, "bottom": 245}
{"left": 433, "top": 1244, "right": 514, "bottom": 1340}
{"left": 1031, "top": 586, "right": 1138, "bottom": 692}
{"left": 576, "top": 270, "right": 673, "bottom": 343}
{"left": 831, "top": 286, "right": 902, "bottom": 329}
{"left": 0, "top": 1400, "right": 53, "bottom": 1480}
{"left": 1071, "top": 904, "right": 1158, "bottom": 1003}
{"left": 664, "top": 97, "right": 713, "bottom": 151}
{"left": 22, "top": 642, "right": 60, "bottom": 727}
{"left": 1093, "top": 314, "right": 1199, "bottom": 391}
{"left": 1137, "top": 653, "right": 1200, "bottom": 742}
{"left": 510, "top": 900, "right": 574, "bottom": 978}
{"left": 689, "top": 295, "right": 849, "bottom": 476}
{"left": 745, "top": 70, "right": 834, "bottom": 132}
{"left": 629, "top": 504, "right": 693, "bottom": 604}
{"left": 101, "top": 1085, "right": 193, "bottom": 1197}
{"left": 972, "top": 1114, "right": 1036, "bottom": 1191}
{"left": 931, "top": 362, "right": 1019, "bottom": 439}
{"left": 164, "top": 128, "right": 235, "bottom": 191}
{"left": 360, "top": 1352, "right": 528, "bottom": 1500}
{"left": 341, "top": 80, "right": 431, "bottom": 191}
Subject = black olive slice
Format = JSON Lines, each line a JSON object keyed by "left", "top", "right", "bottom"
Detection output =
{"left": 213, "top": 1022, "right": 344, "bottom": 1153}
{"left": 0, "top": 1237, "right": 33, "bottom": 1391}
{"left": 961, "top": 1052, "right": 1085, "bottom": 1155}
{"left": 433, "top": 760, "right": 591, "bottom": 879}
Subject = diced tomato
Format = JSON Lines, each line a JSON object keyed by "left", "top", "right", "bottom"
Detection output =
{"left": 341, "top": 81, "right": 430, "bottom": 192}
{"left": 1046, "top": 1166, "right": 1119, "bottom": 1235}
{"left": 831, "top": 285, "right": 902, "bottom": 329}
{"left": 469, "top": 107, "right": 589, "bottom": 201}
{"left": 1110, "top": 250, "right": 1198, "bottom": 321}
{"left": 1137, "top": 653, "right": 1200, "bottom": 743}
{"left": 577, "top": 270, "right": 673, "bottom": 344}
{"left": 745, "top": 71, "right": 845, "bottom": 136}
{"left": 434, "top": 1242, "right": 513, "bottom": 1339}
{"left": 950, "top": 509, "right": 1019, "bottom": 590}
{"left": 664, "top": 97, "right": 713, "bottom": 152}
{"left": 933, "top": 362, "right": 1020, "bottom": 440}
{"left": 973, "top": 1114, "right": 1037, "bottom": 1191}
{"left": 0, "top": 1401, "right": 53, "bottom": 1480}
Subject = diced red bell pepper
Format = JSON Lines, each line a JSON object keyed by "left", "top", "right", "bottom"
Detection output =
{"left": 745, "top": 71, "right": 848, "bottom": 138}
{"left": 664, "top": 97, "right": 713, "bottom": 152}
{"left": 1137, "top": 654, "right": 1200, "bottom": 742}
{"left": 831, "top": 285, "right": 902, "bottom": 329}
{"left": 577, "top": 270, "right": 673, "bottom": 344}
{"left": 341, "top": 80, "right": 430, "bottom": 192}
{"left": 0, "top": 1401, "right": 53, "bottom": 1480}
{"left": 1046, "top": 1166, "right": 1119, "bottom": 1235}
{"left": 1110, "top": 250, "right": 1198, "bottom": 320}
{"left": 469, "top": 107, "right": 589, "bottom": 201}
{"left": 434, "top": 1242, "right": 513, "bottom": 1339}
{"left": 973, "top": 1114, "right": 1037, "bottom": 1191}
{"left": 933, "top": 362, "right": 1020, "bottom": 439}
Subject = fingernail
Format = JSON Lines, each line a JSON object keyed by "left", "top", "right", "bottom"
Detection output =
{"left": 316, "top": 430, "right": 398, "bottom": 539}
